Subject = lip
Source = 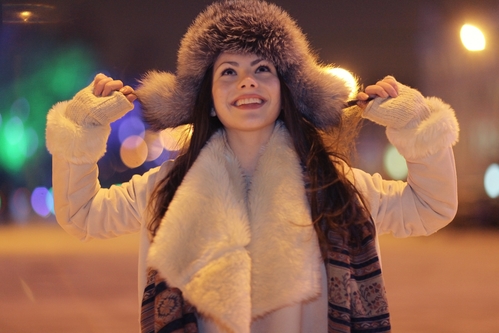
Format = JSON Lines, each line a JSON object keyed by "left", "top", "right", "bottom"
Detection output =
{"left": 231, "top": 94, "right": 266, "bottom": 107}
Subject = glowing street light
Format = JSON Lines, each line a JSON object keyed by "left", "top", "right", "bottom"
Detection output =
{"left": 460, "top": 24, "right": 486, "bottom": 51}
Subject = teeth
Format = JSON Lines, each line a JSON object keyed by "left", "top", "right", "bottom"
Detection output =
{"left": 235, "top": 98, "right": 263, "bottom": 106}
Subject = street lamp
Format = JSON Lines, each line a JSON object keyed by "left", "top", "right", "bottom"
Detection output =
{"left": 460, "top": 24, "right": 486, "bottom": 51}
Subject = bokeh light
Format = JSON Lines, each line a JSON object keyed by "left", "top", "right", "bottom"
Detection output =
{"left": 460, "top": 24, "right": 486, "bottom": 51}
{"left": 48, "top": 47, "right": 97, "bottom": 98}
{"left": 118, "top": 115, "right": 145, "bottom": 144}
{"left": 0, "top": 44, "right": 97, "bottom": 178}
{"left": 120, "top": 135, "right": 148, "bottom": 169}
{"left": 1, "top": 116, "right": 28, "bottom": 172}
{"left": 144, "top": 131, "right": 164, "bottom": 162}
{"left": 383, "top": 144, "right": 408, "bottom": 180}
{"left": 10, "top": 97, "right": 30, "bottom": 120}
{"left": 47, "top": 188, "right": 55, "bottom": 215}
{"left": 31, "top": 187, "right": 51, "bottom": 217}
{"left": 4, "top": 116, "right": 24, "bottom": 145}
{"left": 25, "top": 127, "right": 39, "bottom": 157}
{"left": 160, "top": 125, "right": 192, "bottom": 151}
{"left": 484, "top": 164, "right": 499, "bottom": 199}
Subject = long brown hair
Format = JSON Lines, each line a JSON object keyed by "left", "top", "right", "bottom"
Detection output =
{"left": 147, "top": 66, "right": 222, "bottom": 236}
{"left": 148, "top": 67, "right": 373, "bottom": 256}
{"left": 278, "top": 77, "right": 373, "bottom": 256}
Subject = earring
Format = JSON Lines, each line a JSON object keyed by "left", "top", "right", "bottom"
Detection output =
{"left": 210, "top": 107, "right": 216, "bottom": 117}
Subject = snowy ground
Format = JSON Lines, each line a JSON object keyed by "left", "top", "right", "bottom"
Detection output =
{"left": 1, "top": 221, "right": 498, "bottom": 332}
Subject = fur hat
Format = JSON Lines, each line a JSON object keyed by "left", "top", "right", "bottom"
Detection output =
{"left": 136, "top": 0, "right": 350, "bottom": 131}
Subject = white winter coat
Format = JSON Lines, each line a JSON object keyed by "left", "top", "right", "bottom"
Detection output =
{"left": 46, "top": 83, "right": 459, "bottom": 332}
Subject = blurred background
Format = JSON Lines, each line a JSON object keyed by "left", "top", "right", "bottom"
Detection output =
{"left": 0, "top": 0, "right": 498, "bottom": 332}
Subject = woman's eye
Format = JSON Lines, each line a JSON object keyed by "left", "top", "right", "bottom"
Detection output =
{"left": 221, "top": 68, "right": 236, "bottom": 76}
{"left": 256, "top": 65, "right": 271, "bottom": 73}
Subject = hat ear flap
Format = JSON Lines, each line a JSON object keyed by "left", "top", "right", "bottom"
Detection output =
{"left": 136, "top": 71, "right": 190, "bottom": 131}
{"left": 286, "top": 66, "right": 351, "bottom": 128}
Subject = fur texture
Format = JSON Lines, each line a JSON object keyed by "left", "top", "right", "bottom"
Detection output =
{"left": 386, "top": 97, "right": 460, "bottom": 160}
{"left": 136, "top": 0, "right": 349, "bottom": 131}
{"left": 45, "top": 101, "right": 111, "bottom": 164}
{"left": 147, "top": 123, "right": 322, "bottom": 332}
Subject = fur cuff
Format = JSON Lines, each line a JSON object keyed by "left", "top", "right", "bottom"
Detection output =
{"left": 386, "top": 97, "right": 459, "bottom": 160}
{"left": 46, "top": 101, "right": 111, "bottom": 164}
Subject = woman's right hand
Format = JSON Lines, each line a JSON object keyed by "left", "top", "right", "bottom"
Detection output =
{"left": 93, "top": 73, "right": 137, "bottom": 103}
{"left": 65, "top": 73, "right": 136, "bottom": 126}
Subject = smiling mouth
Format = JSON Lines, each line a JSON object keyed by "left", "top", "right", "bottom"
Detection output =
{"left": 234, "top": 98, "right": 264, "bottom": 106}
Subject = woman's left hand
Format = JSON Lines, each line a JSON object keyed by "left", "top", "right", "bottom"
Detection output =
{"left": 358, "top": 76, "right": 432, "bottom": 129}
{"left": 356, "top": 76, "right": 399, "bottom": 109}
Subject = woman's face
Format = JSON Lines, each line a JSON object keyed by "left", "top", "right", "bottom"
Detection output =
{"left": 212, "top": 52, "right": 281, "bottom": 136}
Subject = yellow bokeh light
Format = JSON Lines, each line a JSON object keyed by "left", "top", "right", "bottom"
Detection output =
{"left": 383, "top": 144, "right": 407, "bottom": 180}
{"left": 160, "top": 124, "right": 192, "bottom": 151}
{"left": 326, "top": 67, "right": 359, "bottom": 99}
{"left": 120, "top": 135, "right": 148, "bottom": 169}
{"left": 19, "top": 11, "right": 33, "bottom": 22}
{"left": 144, "top": 131, "right": 164, "bottom": 162}
{"left": 460, "top": 24, "right": 486, "bottom": 51}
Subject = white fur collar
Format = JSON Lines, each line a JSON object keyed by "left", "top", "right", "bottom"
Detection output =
{"left": 147, "top": 123, "right": 322, "bottom": 333}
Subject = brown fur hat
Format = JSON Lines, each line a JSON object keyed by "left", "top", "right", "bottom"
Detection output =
{"left": 136, "top": 0, "right": 350, "bottom": 131}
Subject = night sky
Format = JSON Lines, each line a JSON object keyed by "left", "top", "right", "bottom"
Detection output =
{"left": 4, "top": 0, "right": 497, "bottom": 87}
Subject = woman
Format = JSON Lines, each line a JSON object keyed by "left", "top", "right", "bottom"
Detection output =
{"left": 45, "top": 0, "right": 459, "bottom": 332}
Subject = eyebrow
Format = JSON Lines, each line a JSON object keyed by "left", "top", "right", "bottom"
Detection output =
{"left": 216, "top": 58, "right": 265, "bottom": 69}
{"left": 251, "top": 58, "right": 265, "bottom": 66}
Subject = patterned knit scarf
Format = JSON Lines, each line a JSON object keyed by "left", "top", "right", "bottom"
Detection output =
{"left": 141, "top": 268, "right": 197, "bottom": 333}
{"left": 140, "top": 223, "right": 391, "bottom": 333}
{"left": 325, "top": 223, "right": 391, "bottom": 332}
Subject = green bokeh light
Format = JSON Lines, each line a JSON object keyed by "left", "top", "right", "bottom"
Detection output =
{"left": 1, "top": 119, "right": 28, "bottom": 172}
{"left": 49, "top": 47, "right": 96, "bottom": 98}
{"left": 10, "top": 97, "right": 30, "bottom": 120}
{"left": 25, "top": 128, "right": 39, "bottom": 157}
{"left": 0, "top": 43, "right": 97, "bottom": 174}
{"left": 4, "top": 116, "right": 24, "bottom": 144}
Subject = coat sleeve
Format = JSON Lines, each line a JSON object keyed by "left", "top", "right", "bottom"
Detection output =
{"left": 46, "top": 99, "right": 172, "bottom": 241}
{"left": 349, "top": 93, "right": 459, "bottom": 237}
{"left": 351, "top": 147, "right": 457, "bottom": 237}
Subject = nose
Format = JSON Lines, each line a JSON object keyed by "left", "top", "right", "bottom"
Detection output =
{"left": 239, "top": 74, "right": 258, "bottom": 89}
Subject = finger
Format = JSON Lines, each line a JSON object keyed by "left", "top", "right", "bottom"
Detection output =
{"left": 125, "top": 93, "right": 137, "bottom": 103}
{"left": 119, "top": 85, "right": 135, "bottom": 95}
{"left": 102, "top": 80, "right": 125, "bottom": 97}
{"left": 375, "top": 80, "right": 398, "bottom": 98}
{"left": 380, "top": 76, "right": 399, "bottom": 96}
{"left": 120, "top": 86, "right": 137, "bottom": 102}
{"left": 364, "top": 85, "right": 389, "bottom": 98}
{"left": 94, "top": 73, "right": 109, "bottom": 82}
{"left": 93, "top": 77, "right": 113, "bottom": 96}
{"left": 356, "top": 91, "right": 371, "bottom": 101}
{"left": 93, "top": 73, "right": 110, "bottom": 91}
{"left": 383, "top": 75, "right": 396, "bottom": 82}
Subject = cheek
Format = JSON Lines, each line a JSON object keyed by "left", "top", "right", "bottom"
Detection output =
{"left": 211, "top": 83, "right": 228, "bottom": 108}
{"left": 211, "top": 87, "right": 221, "bottom": 108}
